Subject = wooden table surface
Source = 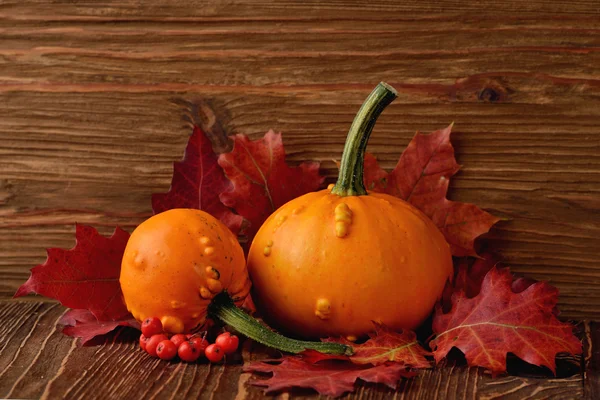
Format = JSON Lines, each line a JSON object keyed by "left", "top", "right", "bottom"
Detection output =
{"left": 1, "top": 1, "right": 599, "bottom": 398}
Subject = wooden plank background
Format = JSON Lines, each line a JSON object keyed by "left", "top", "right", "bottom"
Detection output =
{"left": 1, "top": 1, "right": 599, "bottom": 398}
{"left": 2, "top": 1, "right": 599, "bottom": 318}
{"left": 0, "top": 302, "right": 588, "bottom": 399}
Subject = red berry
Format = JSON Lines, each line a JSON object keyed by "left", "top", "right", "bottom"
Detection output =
{"left": 156, "top": 340, "right": 178, "bottom": 361}
{"left": 145, "top": 334, "right": 169, "bottom": 357}
{"left": 141, "top": 317, "right": 163, "bottom": 337}
{"left": 170, "top": 334, "right": 187, "bottom": 348}
{"left": 189, "top": 336, "right": 209, "bottom": 353}
{"left": 178, "top": 341, "right": 202, "bottom": 362}
{"left": 215, "top": 332, "right": 239, "bottom": 354}
{"left": 205, "top": 344, "right": 224, "bottom": 363}
{"left": 139, "top": 334, "right": 151, "bottom": 351}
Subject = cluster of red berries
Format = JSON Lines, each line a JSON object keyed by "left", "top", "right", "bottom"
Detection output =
{"left": 139, "top": 317, "right": 239, "bottom": 362}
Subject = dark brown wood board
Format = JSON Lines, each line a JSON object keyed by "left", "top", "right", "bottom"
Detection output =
{"left": 0, "top": 302, "right": 587, "bottom": 399}
{"left": 1, "top": 1, "right": 598, "bottom": 398}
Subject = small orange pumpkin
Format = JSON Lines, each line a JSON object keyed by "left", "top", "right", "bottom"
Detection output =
{"left": 247, "top": 83, "right": 453, "bottom": 339}
{"left": 120, "top": 208, "right": 250, "bottom": 333}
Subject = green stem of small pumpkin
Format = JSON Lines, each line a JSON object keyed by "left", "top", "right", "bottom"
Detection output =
{"left": 208, "top": 292, "right": 353, "bottom": 355}
{"left": 331, "top": 82, "right": 398, "bottom": 197}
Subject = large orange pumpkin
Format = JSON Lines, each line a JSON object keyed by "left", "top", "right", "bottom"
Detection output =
{"left": 247, "top": 82, "right": 453, "bottom": 339}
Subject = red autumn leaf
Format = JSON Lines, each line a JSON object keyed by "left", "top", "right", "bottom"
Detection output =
{"left": 430, "top": 267, "right": 582, "bottom": 374}
{"left": 299, "top": 349, "right": 350, "bottom": 364}
{"left": 377, "top": 124, "right": 460, "bottom": 205}
{"left": 452, "top": 252, "right": 501, "bottom": 299}
{"left": 244, "top": 357, "right": 414, "bottom": 397}
{"left": 14, "top": 224, "right": 130, "bottom": 321}
{"left": 441, "top": 257, "right": 487, "bottom": 312}
{"left": 363, "top": 153, "right": 388, "bottom": 192}
{"left": 301, "top": 325, "right": 429, "bottom": 368}
{"left": 363, "top": 124, "right": 500, "bottom": 256}
{"left": 430, "top": 203, "right": 500, "bottom": 257}
{"left": 512, "top": 277, "right": 539, "bottom": 294}
{"left": 218, "top": 130, "right": 324, "bottom": 241}
{"left": 60, "top": 309, "right": 139, "bottom": 345}
{"left": 441, "top": 254, "right": 558, "bottom": 315}
{"left": 347, "top": 325, "right": 431, "bottom": 368}
{"left": 152, "top": 126, "right": 244, "bottom": 235}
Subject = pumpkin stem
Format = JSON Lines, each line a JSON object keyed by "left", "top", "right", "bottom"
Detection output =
{"left": 331, "top": 82, "right": 398, "bottom": 197}
{"left": 209, "top": 292, "right": 353, "bottom": 355}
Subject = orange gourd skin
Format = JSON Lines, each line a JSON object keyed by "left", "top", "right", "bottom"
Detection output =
{"left": 247, "top": 189, "right": 453, "bottom": 339}
{"left": 120, "top": 209, "right": 251, "bottom": 334}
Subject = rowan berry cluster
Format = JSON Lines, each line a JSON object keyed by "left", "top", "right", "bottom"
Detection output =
{"left": 139, "top": 317, "right": 239, "bottom": 362}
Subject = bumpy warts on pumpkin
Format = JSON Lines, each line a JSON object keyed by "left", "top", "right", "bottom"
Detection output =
{"left": 120, "top": 209, "right": 251, "bottom": 333}
{"left": 247, "top": 82, "right": 454, "bottom": 339}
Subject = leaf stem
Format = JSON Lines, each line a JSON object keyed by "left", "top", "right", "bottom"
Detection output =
{"left": 208, "top": 292, "right": 353, "bottom": 355}
{"left": 331, "top": 82, "right": 398, "bottom": 197}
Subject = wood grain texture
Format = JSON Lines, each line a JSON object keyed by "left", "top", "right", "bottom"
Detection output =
{"left": 584, "top": 321, "right": 600, "bottom": 399}
{"left": 0, "top": 301, "right": 586, "bottom": 400}
{"left": 1, "top": 2, "right": 600, "bottom": 314}
{"left": 0, "top": 2, "right": 598, "bottom": 397}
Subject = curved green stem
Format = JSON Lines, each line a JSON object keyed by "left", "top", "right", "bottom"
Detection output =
{"left": 208, "top": 292, "right": 353, "bottom": 356}
{"left": 331, "top": 82, "right": 398, "bottom": 197}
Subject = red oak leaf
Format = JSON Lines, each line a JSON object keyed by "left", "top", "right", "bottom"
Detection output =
{"left": 14, "top": 224, "right": 130, "bottom": 321}
{"left": 379, "top": 124, "right": 460, "bottom": 205}
{"left": 301, "top": 325, "right": 429, "bottom": 368}
{"left": 512, "top": 277, "right": 539, "bottom": 294}
{"left": 441, "top": 254, "right": 558, "bottom": 315}
{"left": 363, "top": 124, "right": 500, "bottom": 256}
{"left": 442, "top": 256, "right": 497, "bottom": 312}
{"left": 60, "top": 309, "right": 139, "bottom": 345}
{"left": 152, "top": 126, "right": 244, "bottom": 235}
{"left": 218, "top": 130, "right": 324, "bottom": 241}
{"left": 452, "top": 252, "right": 502, "bottom": 299}
{"left": 363, "top": 153, "right": 388, "bottom": 192}
{"left": 430, "top": 267, "right": 581, "bottom": 374}
{"left": 430, "top": 203, "right": 500, "bottom": 257}
{"left": 348, "top": 325, "right": 431, "bottom": 368}
{"left": 244, "top": 357, "right": 414, "bottom": 397}
{"left": 299, "top": 349, "right": 350, "bottom": 364}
